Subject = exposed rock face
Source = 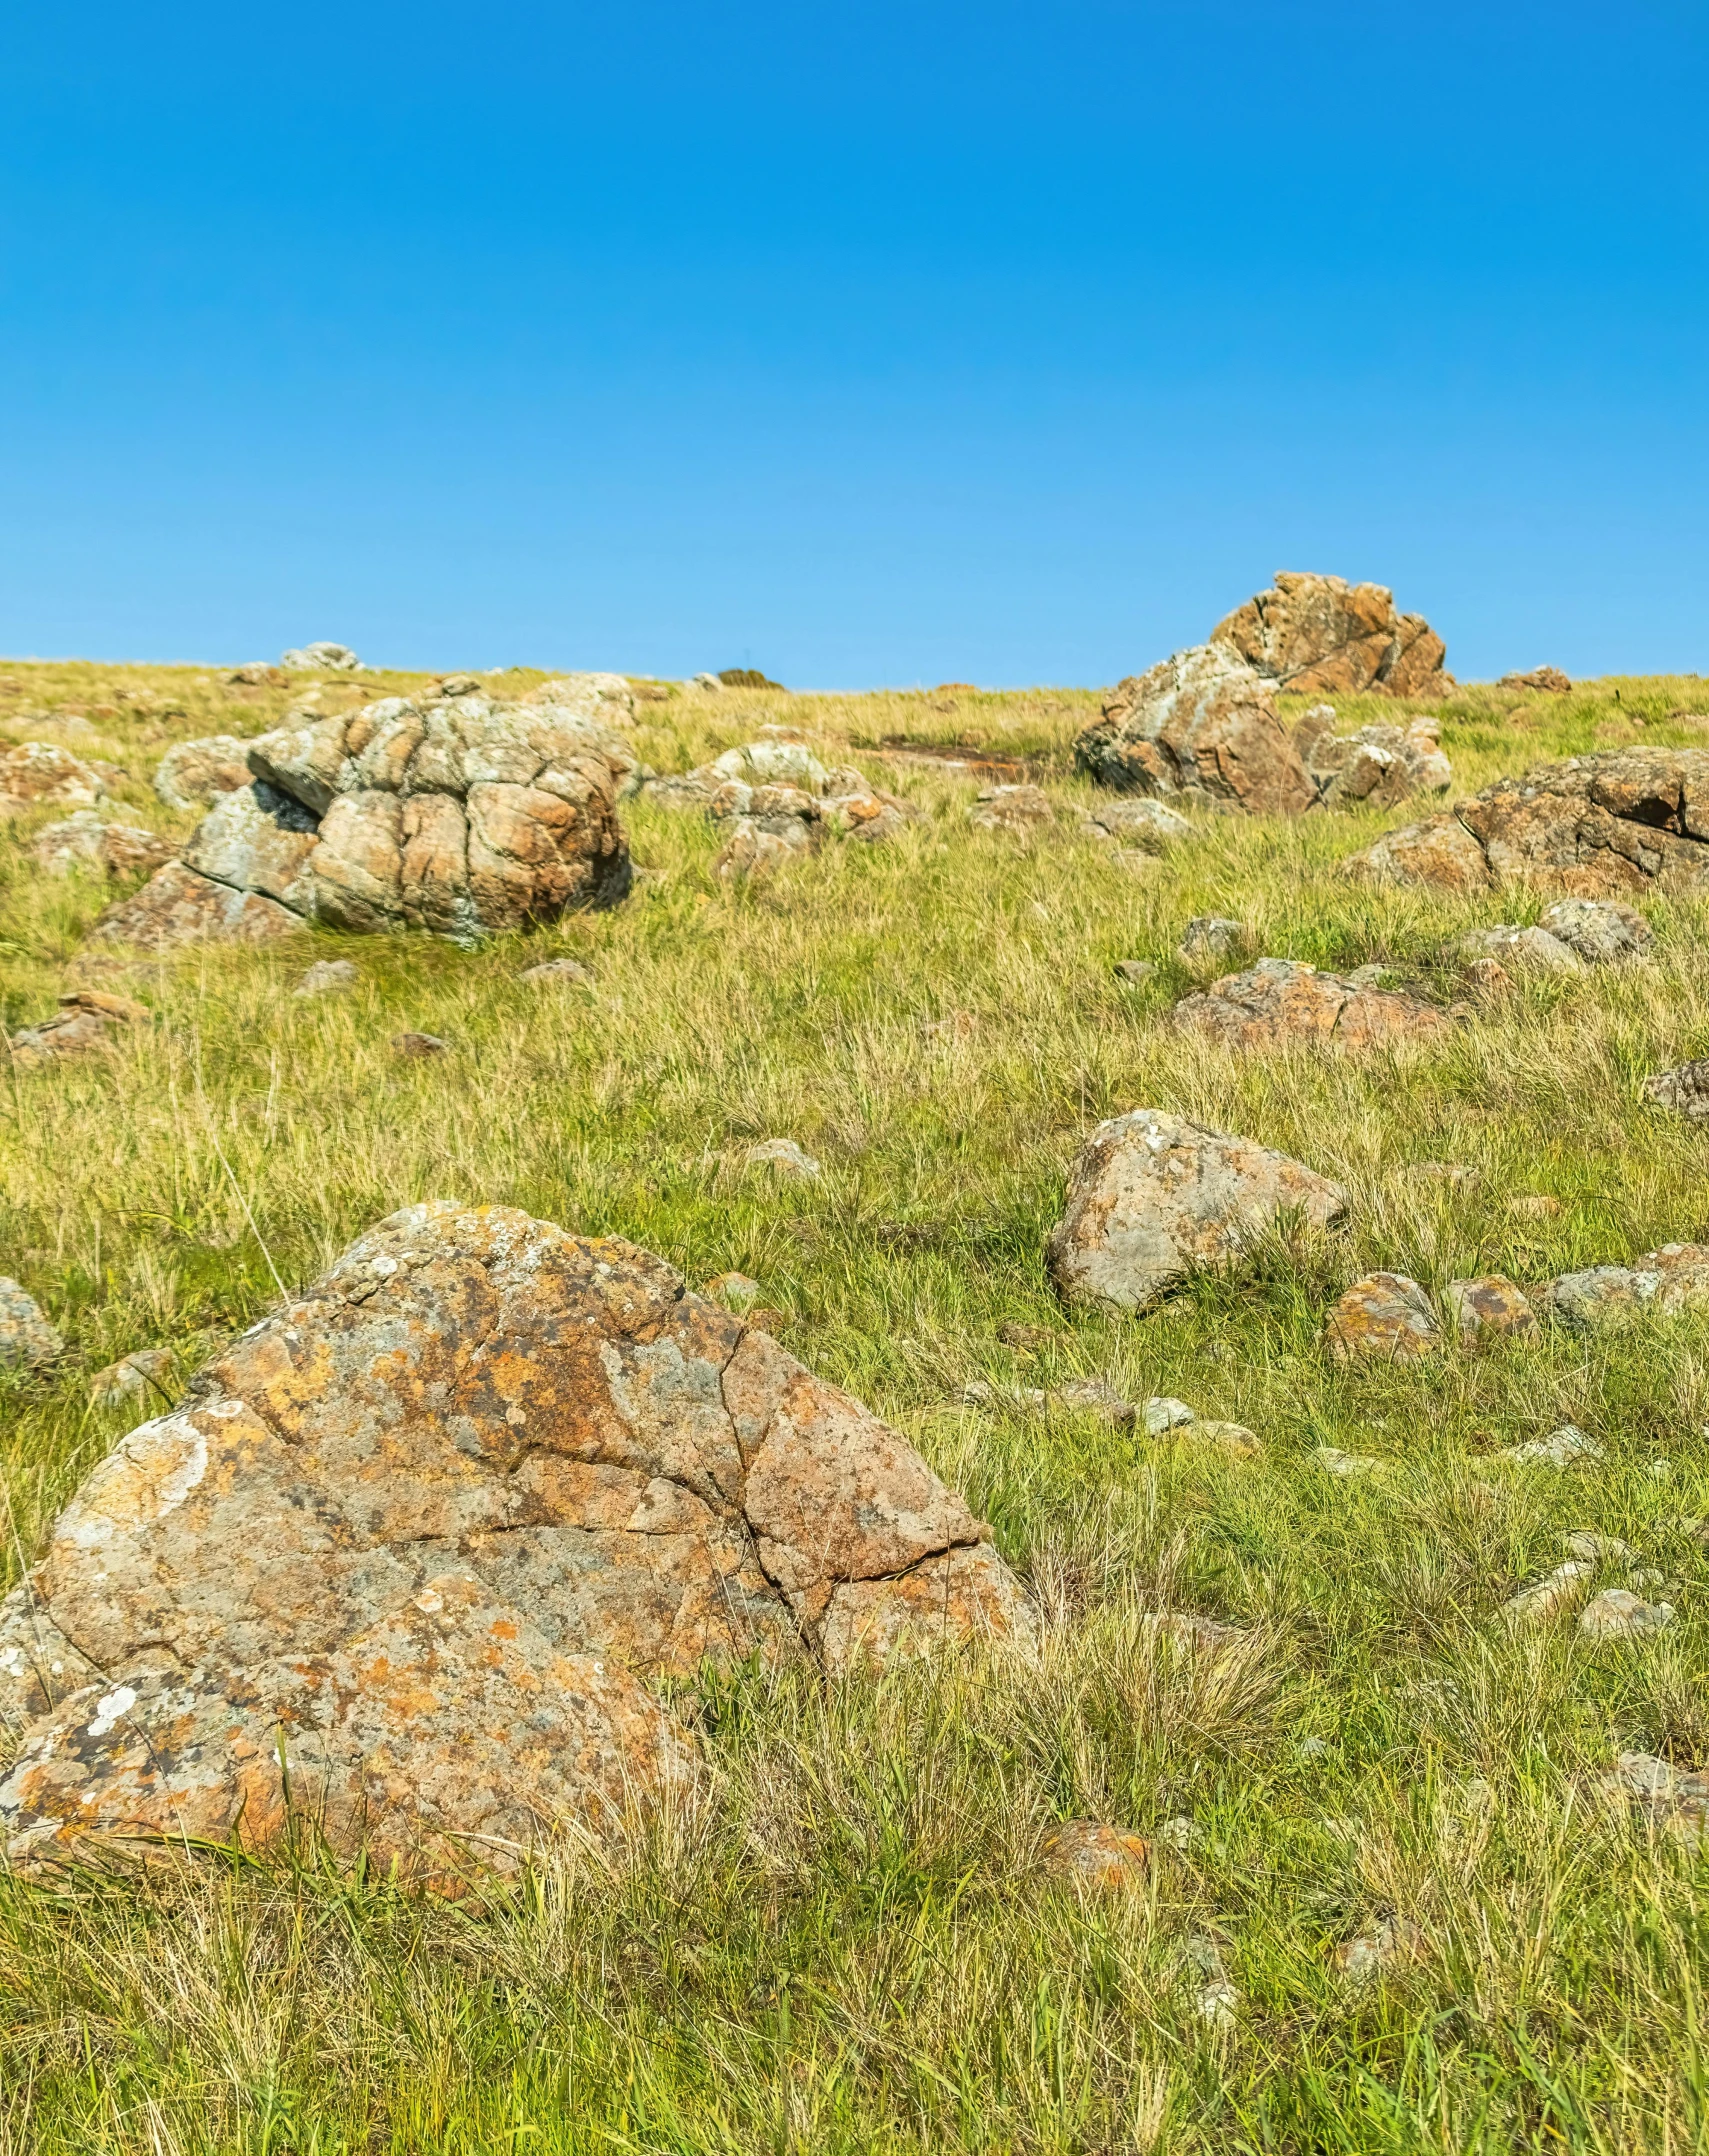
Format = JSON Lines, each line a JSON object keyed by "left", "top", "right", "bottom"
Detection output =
{"left": 1074, "top": 645, "right": 1316, "bottom": 816}
{"left": 1324, "top": 1274, "right": 1441, "bottom": 1361}
{"left": 8, "top": 990, "right": 151, "bottom": 1069}
{"left": 0, "top": 1204, "right": 1030, "bottom": 1874}
{"left": 0, "top": 743, "right": 105, "bottom": 817}
{"left": 1212, "top": 572, "right": 1453, "bottom": 700}
{"left": 1172, "top": 959, "right": 1451, "bottom": 1051}
{"left": 281, "top": 642, "right": 363, "bottom": 672}
{"left": 0, "top": 1281, "right": 63, "bottom": 1371}
{"left": 95, "top": 695, "right": 634, "bottom": 949}
{"left": 30, "top": 814, "right": 175, "bottom": 878}
{"left": 1350, "top": 750, "right": 1709, "bottom": 896}
{"left": 153, "top": 736, "right": 259, "bottom": 810}
{"left": 1294, "top": 710, "right": 1452, "bottom": 808}
{"left": 1047, "top": 1109, "right": 1347, "bottom": 1312}
{"left": 92, "top": 858, "right": 308, "bottom": 951}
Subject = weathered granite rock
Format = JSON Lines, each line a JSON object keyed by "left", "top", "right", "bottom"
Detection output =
{"left": 1646, "top": 1060, "right": 1709, "bottom": 1119}
{"left": 1213, "top": 572, "right": 1453, "bottom": 699}
{"left": 1082, "top": 797, "right": 1193, "bottom": 846}
{"left": 1500, "top": 667, "right": 1571, "bottom": 694}
{"left": 1294, "top": 710, "right": 1452, "bottom": 808}
{"left": 91, "top": 858, "right": 307, "bottom": 950}
{"left": 1580, "top": 1588, "right": 1674, "bottom": 1641}
{"left": 294, "top": 959, "right": 359, "bottom": 998}
{"left": 1324, "top": 1273, "right": 1441, "bottom": 1361}
{"left": 0, "top": 1203, "right": 1032, "bottom": 1876}
{"left": 30, "top": 814, "right": 175, "bottom": 878}
{"left": 1074, "top": 645, "right": 1315, "bottom": 815}
{"left": 97, "top": 695, "right": 634, "bottom": 948}
{"left": 90, "top": 1348, "right": 175, "bottom": 1407}
{"left": 1351, "top": 750, "right": 1709, "bottom": 896}
{"left": 1600, "top": 1751, "right": 1709, "bottom": 1843}
{"left": 153, "top": 736, "right": 260, "bottom": 810}
{"left": 1503, "top": 1560, "right": 1595, "bottom": 1625}
{"left": 1538, "top": 898, "right": 1651, "bottom": 962}
{"left": 1541, "top": 1244, "right": 1709, "bottom": 1332}
{"left": 1041, "top": 1820, "right": 1150, "bottom": 1889}
{"left": 1178, "top": 915, "right": 1247, "bottom": 961}
{"left": 0, "top": 1281, "right": 63, "bottom": 1371}
{"left": 280, "top": 641, "right": 363, "bottom": 671}
{"left": 0, "top": 743, "right": 104, "bottom": 817}
{"left": 1460, "top": 924, "right": 1583, "bottom": 973}
{"left": 1172, "top": 959, "right": 1451, "bottom": 1051}
{"left": 1445, "top": 1276, "right": 1537, "bottom": 1341}
{"left": 8, "top": 990, "right": 151, "bottom": 1068}
{"left": 969, "top": 784, "right": 1054, "bottom": 831}
{"left": 1047, "top": 1109, "right": 1347, "bottom": 1312}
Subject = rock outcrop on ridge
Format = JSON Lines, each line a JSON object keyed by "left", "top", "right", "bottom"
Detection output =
{"left": 1212, "top": 571, "right": 1453, "bottom": 700}
{"left": 0, "top": 1203, "right": 1031, "bottom": 1877}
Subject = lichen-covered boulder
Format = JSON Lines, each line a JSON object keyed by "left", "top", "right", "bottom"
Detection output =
{"left": 1074, "top": 645, "right": 1315, "bottom": 816}
{"left": 30, "top": 814, "right": 175, "bottom": 878}
{"left": 1351, "top": 750, "right": 1709, "bottom": 896}
{"left": 0, "top": 743, "right": 105, "bottom": 817}
{"left": 0, "top": 1204, "right": 1031, "bottom": 1877}
{"left": 95, "top": 693, "right": 635, "bottom": 948}
{"left": 153, "top": 736, "right": 259, "bottom": 810}
{"left": 1047, "top": 1109, "right": 1347, "bottom": 1312}
{"left": 1212, "top": 572, "right": 1453, "bottom": 699}
{"left": 1172, "top": 958, "right": 1451, "bottom": 1052}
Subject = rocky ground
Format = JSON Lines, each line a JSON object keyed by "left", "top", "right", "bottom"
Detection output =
{"left": 4, "top": 649, "right": 1709, "bottom": 2150}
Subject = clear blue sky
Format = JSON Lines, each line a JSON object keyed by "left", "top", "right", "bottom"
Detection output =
{"left": 2, "top": 2, "right": 1704, "bottom": 686}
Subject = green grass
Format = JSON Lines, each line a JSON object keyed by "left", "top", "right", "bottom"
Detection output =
{"left": 4, "top": 658, "right": 1709, "bottom": 2149}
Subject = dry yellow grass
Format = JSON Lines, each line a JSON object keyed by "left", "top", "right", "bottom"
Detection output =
{"left": 3, "top": 657, "right": 1709, "bottom": 2149}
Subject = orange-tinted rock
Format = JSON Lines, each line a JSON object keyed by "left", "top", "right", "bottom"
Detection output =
{"left": 0, "top": 743, "right": 105, "bottom": 816}
{"left": 1324, "top": 1273, "right": 1441, "bottom": 1361}
{"left": 1172, "top": 959, "right": 1451, "bottom": 1051}
{"left": 1213, "top": 572, "right": 1453, "bottom": 699}
{"left": 154, "top": 736, "right": 260, "bottom": 810}
{"left": 1445, "top": 1276, "right": 1537, "bottom": 1341}
{"left": 1351, "top": 750, "right": 1709, "bottom": 896}
{"left": 1499, "top": 667, "right": 1571, "bottom": 694}
{"left": 8, "top": 991, "right": 151, "bottom": 1068}
{"left": 0, "top": 1204, "right": 1031, "bottom": 1875}
{"left": 91, "top": 859, "right": 306, "bottom": 950}
{"left": 30, "top": 814, "right": 176, "bottom": 878}
{"left": 1295, "top": 710, "right": 1452, "bottom": 807}
{"left": 1074, "top": 645, "right": 1316, "bottom": 816}
{"left": 1042, "top": 1819, "right": 1151, "bottom": 1889}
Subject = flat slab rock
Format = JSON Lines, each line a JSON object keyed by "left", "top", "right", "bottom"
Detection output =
{"left": 1352, "top": 749, "right": 1709, "bottom": 895}
{"left": 1047, "top": 1108, "right": 1347, "bottom": 1312}
{"left": 1172, "top": 959, "right": 1451, "bottom": 1051}
{"left": 0, "top": 1203, "right": 1030, "bottom": 1878}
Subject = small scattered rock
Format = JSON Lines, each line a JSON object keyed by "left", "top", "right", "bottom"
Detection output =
{"left": 0, "top": 1281, "right": 63, "bottom": 1372}
{"left": 1315, "top": 1446, "right": 1380, "bottom": 1478}
{"left": 30, "top": 814, "right": 176, "bottom": 879}
{"left": 280, "top": 642, "right": 363, "bottom": 672}
{"left": 1041, "top": 1819, "right": 1150, "bottom": 1889}
{"left": 704, "top": 1272, "right": 765, "bottom": 1313}
{"left": 1178, "top": 916, "right": 1246, "bottom": 961}
{"left": 1500, "top": 1424, "right": 1602, "bottom": 1468}
{"left": 1052, "top": 1377, "right": 1136, "bottom": 1426}
{"left": 393, "top": 1031, "right": 448, "bottom": 1059}
{"left": 1563, "top": 1531, "right": 1635, "bottom": 1564}
{"left": 1172, "top": 957, "right": 1450, "bottom": 1051}
{"left": 995, "top": 1320, "right": 1054, "bottom": 1352}
{"left": 1599, "top": 1751, "right": 1709, "bottom": 1845}
{"left": 1499, "top": 667, "right": 1572, "bottom": 694}
{"left": 227, "top": 664, "right": 283, "bottom": 687}
{"left": 1335, "top": 1912, "right": 1425, "bottom": 1984}
{"left": 1113, "top": 960, "right": 1157, "bottom": 985}
{"left": 1047, "top": 1109, "right": 1346, "bottom": 1314}
{"left": 1579, "top": 1588, "right": 1675, "bottom": 1640}
{"left": 0, "top": 742, "right": 105, "bottom": 816}
{"left": 1294, "top": 709, "right": 1452, "bottom": 809}
{"left": 8, "top": 991, "right": 151, "bottom": 1069}
{"left": 1539, "top": 1244, "right": 1709, "bottom": 1332}
{"left": 1142, "top": 1395, "right": 1196, "bottom": 1434}
{"left": 969, "top": 784, "right": 1054, "bottom": 832}
{"left": 1644, "top": 1060, "right": 1709, "bottom": 1120}
{"left": 1191, "top": 1419, "right": 1262, "bottom": 1458}
{"left": 519, "top": 957, "right": 592, "bottom": 987}
{"left": 1539, "top": 898, "right": 1650, "bottom": 962}
{"left": 1508, "top": 1193, "right": 1562, "bottom": 1220}
{"left": 88, "top": 1347, "right": 175, "bottom": 1407}
{"left": 1460, "top": 924, "right": 1583, "bottom": 973}
{"left": 1187, "top": 1934, "right": 1240, "bottom": 2028}
{"left": 921, "top": 1010, "right": 977, "bottom": 1043}
{"left": 1082, "top": 797, "right": 1193, "bottom": 847}
{"left": 1344, "top": 963, "right": 1392, "bottom": 988}
{"left": 716, "top": 820, "right": 816, "bottom": 879}
{"left": 1142, "top": 1610, "right": 1248, "bottom": 1655}
{"left": 690, "top": 672, "right": 723, "bottom": 691}
{"left": 1445, "top": 1276, "right": 1537, "bottom": 1341}
{"left": 433, "top": 674, "right": 483, "bottom": 698}
{"left": 745, "top": 1137, "right": 822, "bottom": 1179}
{"left": 1324, "top": 1273, "right": 1440, "bottom": 1362}
{"left": 293, "top": 959, "right": 358, "bottom": 998}
{"left": 153, "top": 736, "right": 259, "bottom": 810}
{"left": 1502, "top": 1560, "right": 1595, "bottom": 1625}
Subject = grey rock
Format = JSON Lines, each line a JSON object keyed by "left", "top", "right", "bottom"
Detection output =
{"left": 280, "top": 642, "right": 363, "bottom": 672}
{"left": 745, "top": 1137, "right": 821, "bottom": 1179}
{"left": 969, "top": 784, "right": 1054, "bottom": 831}
{"left": 0, "top": 1282, "right": 63, "bottom": 1373}
{"left": 293, "top": 959, "right": 359, "bottom": 998}
{"left": 1083, "top": 797, "right": 1193, "bottom": 846}
{"left": 1579, "top": 1588, "right": 1675, "bottom": 1640}
{"left": 1295, "top": 709, "right": 1453, "bottom": 809}
{"left": 1178, "top": 916, "right": 1246, "bottom": 961}
{"left": 1501, "top": 1560, "right": 1595, "bottom": 1624}
{"left": 153, "top": 736, "right": 260, "bottom": 811}
{"left": 1074, "top": 644, "right": 1315, "bottom": 816}
{"left": 1500, "top": 1424, "right": 1602, "bottom": 1468}
{"left": 519, "top": 957, "right": 592, "bottom": 987}
{"left": 1113, "top": 960, "right": 1157, "bottom": 985}
{"left": 1142, "top": 1396, "right": 1196, "bottom": 1434}
{"left": 1539, "top": 897, "right": 1650, "bottom": 963}
{"left": 89, "top": 1348, "right": 175, "bottom": 1408}
{"left": 1460, "top": 924, "right": 1583, "bottom": 972}
{"left": 1046, "top": 1108, "right": 1346, "bottom": 1313}
{"left": 1051, "top": 1377, "right": 1135, "bottom": 1426}
{"left": 1645, "top": 1060, "right": 1709, "bottom": 1120}
{"left": 30, "top": 815, "right": 175, "bottom": 879}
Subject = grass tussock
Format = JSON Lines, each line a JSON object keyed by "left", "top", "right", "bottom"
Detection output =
{"left": 4, "top": 658, "right": 1709, "bottom": 2147}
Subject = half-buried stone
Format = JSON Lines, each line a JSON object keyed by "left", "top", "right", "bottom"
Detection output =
{"left": 0, "top": 1203, "right": 1031, "bottom": 1878}
{"left": 1172, "top": 958, "right": 1451, "bottom": 1051}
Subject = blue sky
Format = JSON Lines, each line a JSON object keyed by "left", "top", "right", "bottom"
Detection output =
{"left": 2, "top": 2, "right": 1705, "bottom": 685}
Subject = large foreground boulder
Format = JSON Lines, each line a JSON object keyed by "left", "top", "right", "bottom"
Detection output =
{"left": 1074, "top": 645, "right": 1316, "bottom": 815}
{"left": 95, "top": 690, "right": 634, "bottom": 948}
{"left": 1352, "top": 749, "right": 1709, "bottom": 896}
{"left": 1212, "top": 572, "right": 1453, "bottom": 699}
{"left": 0, "top": 1204, "right": 1030, "bottom": 1877}
{"left": 1047, "top": 1109, "right": 1347, "bottom": 1311}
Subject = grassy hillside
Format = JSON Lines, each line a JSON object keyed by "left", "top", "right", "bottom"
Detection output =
{"left": 4, "top": 657, "right": 1709, "bottom": 2151}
